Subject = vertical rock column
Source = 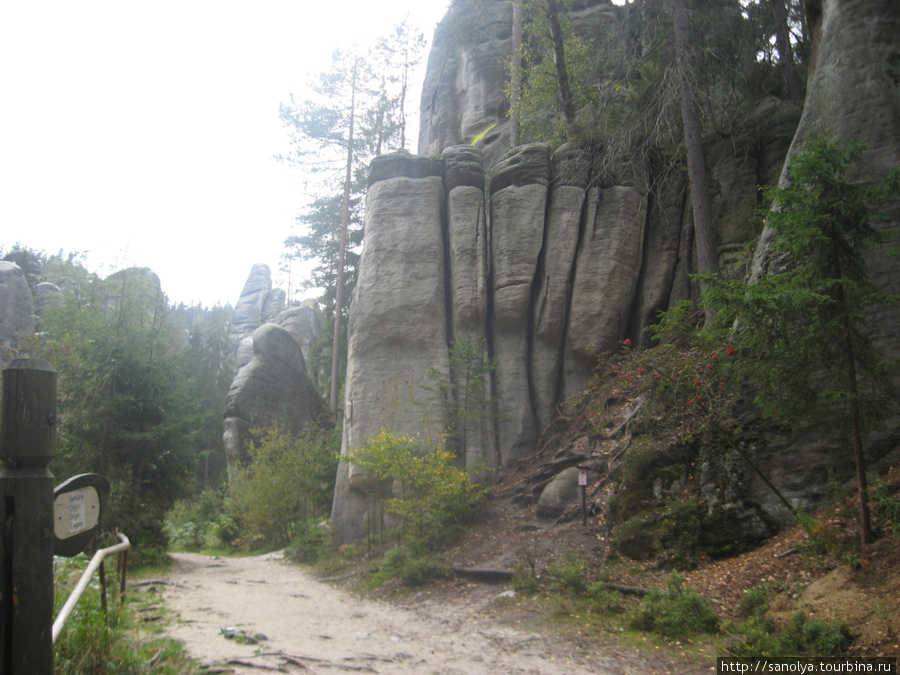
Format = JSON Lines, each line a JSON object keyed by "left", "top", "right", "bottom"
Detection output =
{"left": 563, "top": 185, "right": 647, "bottom": 398}
{"left": 629, "top": 169, "right": 687, "bottom": 344}
{"left": 444, "top": 146, "right": 498, "bottom": 469}
{"left": 489, "top": 143, "right": 549, "bottom": 466}
{"left": 530, "top": 142, "right": 592, "bottom": 431}
{"left": 331, "top": 152, "right": 447, "bottom": 545}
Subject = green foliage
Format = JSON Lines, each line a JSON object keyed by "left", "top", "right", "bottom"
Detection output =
{"left": 727, "top": 611, "right": 852, "bottom": 658}
{"left": 511, "top": 562, "right": 540, "bottom": 595}
{"left": 285, "top": 519, "right": 332, "bottom": 564}
{"left": 16, "top": 255, "right": 233, "bottom": 564}
{"left": 279, "top": 20, "right": 426, "bottom": 395}
{"left": 545, "top": 552, "right": 589, "bottom": 595}
{"left": 700, "top": 133, "right": 900, "bottom": 426}
{"left": 872, "top": 483, "right": 900, "bottom": 538}
{"left": 164, "top": 489, "right": 238, "bottom": 552}
{"left": 627, "top": 574, "right": 719, "bottom": 639}
{"left": 54, "top": 556, "right": 194, "bottom": 674}
{"left": 424, "top": 335, "right": 499, "bottom": 464}
{"left": 368, "top": 544, "right": 451, "bottom": 587}
{"left": 503, "top": 0, "right": 799, "bottom": 176}
{"left": 699, "top": 133, "right": 900, "bottom": 544}
{"left": 346, "top": 430, "right": 486, "bottom": 546}
{"left": 739, "top": 582, "right": 775, "bottom": 619}
{"left": 227, "top": 425, "right": 337, "bottom": 548}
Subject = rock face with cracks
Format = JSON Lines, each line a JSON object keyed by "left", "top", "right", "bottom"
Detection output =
{"left": 330, "top": 0, "right": 900, "bottom": 544}
{"left": 331, "top": 119, "right": 799, "bottom": 542}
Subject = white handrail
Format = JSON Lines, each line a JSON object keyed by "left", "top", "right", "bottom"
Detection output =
{"left": 52, "top": 533, "right": 131, "bottom": 643}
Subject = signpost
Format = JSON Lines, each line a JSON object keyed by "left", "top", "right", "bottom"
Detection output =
{"left": 0, "top": 359, "right": 57, "bottom": 674}
{"left": 0, "top": 359, "right": 113, "bottom": 672}
{"left": 577, "top": 465, "right": 588, "bottom": 527}
{"left": 53, "top": 474, "right": 110, "bottom": 559}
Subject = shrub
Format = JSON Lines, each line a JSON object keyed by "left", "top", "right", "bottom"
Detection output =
{"left": 627, "top": 574, "right": 719, "bottom": 639}
{"left": 165, "top": 489, "right": 237, "bottom": 551}
{"left": 346, "top": 430, "right": 486, "bottom": 546}
{"left": 368, "top": 545, "right": 451, "bottom": 587}
{"left": 511, "top": 562, "right": 540, "bottom": 595}
{"left": 545, "top": 552, "right": 589, "bottom": 595}
{"left": 728, "top": 611, "right": 852, "bottom": 658}
{"left": 738, "top": 582, "right": 774, "bottom": 619}
{"left": 286, "top": 520, "right": 331, "bottom": 563}
{"left": 872, "top": 483, "right": 900, "bottom": 537}
{"left": 227, "top": 425, "right": 337, "bottom": 547}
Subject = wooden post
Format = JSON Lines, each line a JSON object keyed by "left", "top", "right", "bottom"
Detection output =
{"left": 99, "top": 560, "right": 108, "bottom": 618}
{"left": 0, "top": 358, "right": 57, "bottom": 674}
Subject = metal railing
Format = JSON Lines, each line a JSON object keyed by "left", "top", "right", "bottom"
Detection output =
{"left": 52, "top": 533, "right": 131, "bottom": 643}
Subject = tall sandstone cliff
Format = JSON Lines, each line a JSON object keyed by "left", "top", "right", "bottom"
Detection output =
{"left": 331, "top": 0, "right": 900, "bottom": 543}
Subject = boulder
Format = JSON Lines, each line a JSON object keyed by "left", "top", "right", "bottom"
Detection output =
{"left": 222, "top": 323, "right": 325, "bottom": 469}
{"left": 273, "top": 301, "right": 322, "bottom": 367}
{"left": 536, "top": 467, "right": 582, "bottom": 519}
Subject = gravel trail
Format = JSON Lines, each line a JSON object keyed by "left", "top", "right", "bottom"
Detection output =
{"left": 159, "top": 551, "right": 664, "bottom": 674}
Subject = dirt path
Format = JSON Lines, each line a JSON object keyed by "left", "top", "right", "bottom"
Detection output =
{"left": 158, "top": 551, "right": 696, "bottom": 674}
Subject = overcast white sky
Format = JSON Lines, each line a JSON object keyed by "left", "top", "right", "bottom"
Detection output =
{"left": 0, "top": 1, "right": 449, "bottom": 307}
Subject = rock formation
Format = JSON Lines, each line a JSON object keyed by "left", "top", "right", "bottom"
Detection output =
{"left": 733, "top": 0, "right": 900, "bottom": 521}
{"left": 0, "top": 261, "right": 35, "bottom": 366}
{"left": 222, "top": 265, "right": 326, "bottom": 473}
{"left": 222, "top": 322, "right": 326, "bottom": 469}
{"left": 230, "top": 264, "right": 286, "bottom": 370}
{"left": 330, "top": 0, "right": 899, "bottom": 543}
{"left": 331, "top": 106, "right": 799, "bottom": 541}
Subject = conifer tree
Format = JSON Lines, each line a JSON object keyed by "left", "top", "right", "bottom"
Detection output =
{"left": 700, "top": 133, "right": 900, "bottom": 547}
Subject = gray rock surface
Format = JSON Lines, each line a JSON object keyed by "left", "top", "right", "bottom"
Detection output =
{"left": 531, "top": 143, "right": 592, "bottom": 431}
{"left": 418, "top": 0, "right": 512, "bottom": 167}
{"left": 332, "top": 0, "right": 900, "bottom": 543}
{"left": 222, "top": 323, "right": 325, "bottom": 468}
{"left": 444, "top": 145, "right": 497, "bottom": 469}
{"left": 273, "top": 302, "right": 322, "bottom": 366}
{"left": 490, "top": 144, "right": 549, "bottom": 465}
{"left": 222, "top": 266, "right": 323, "bottom": 475}
{"left": 231, "top": 264, "right": 285, "bottom": 369}
{"left": 333, "top": 119, "right": 801, "bottom": 542}
{"left": 331, "top": 160, "right": 449, "bottom": 544}
{"left": 743, "top": 0, "right": 900, "bottom": 520}
{"left": 0, "top": 261, "right": 35, "bottom": 365}
{"left": 563, "top": 186, "right": 646, "bottom": 399}
{"left": 536, "top": 466, "right": 582, "bottom": 520}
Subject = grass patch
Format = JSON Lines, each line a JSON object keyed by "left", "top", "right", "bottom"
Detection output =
{"left": 626, "top": 574, "right": 719, "bottom": 639}
{"left": 365, "top": 545, "right": 451, "bottom": 588}
{"left": 54, "top": 556, "right": 195, "bottom": 674}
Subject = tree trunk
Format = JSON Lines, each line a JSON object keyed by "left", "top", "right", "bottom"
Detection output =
{"left": 545, "top": 0, "right": 576, "bottom": 137}
{"left": 670, "top": 0, "right": 719, "bottom": 309}
{"left": 329, "top": 73, "right": 356, "bottom": 414}
{"left": 771, "top": 0, "right": 804, "bottom": 102}
{"left": 510, "top": 0, "right": 524, "bottom": 147}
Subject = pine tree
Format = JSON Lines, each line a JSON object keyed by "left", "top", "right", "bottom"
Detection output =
{"left": 701, "top": 133, "right": 900, "bottom": 548}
